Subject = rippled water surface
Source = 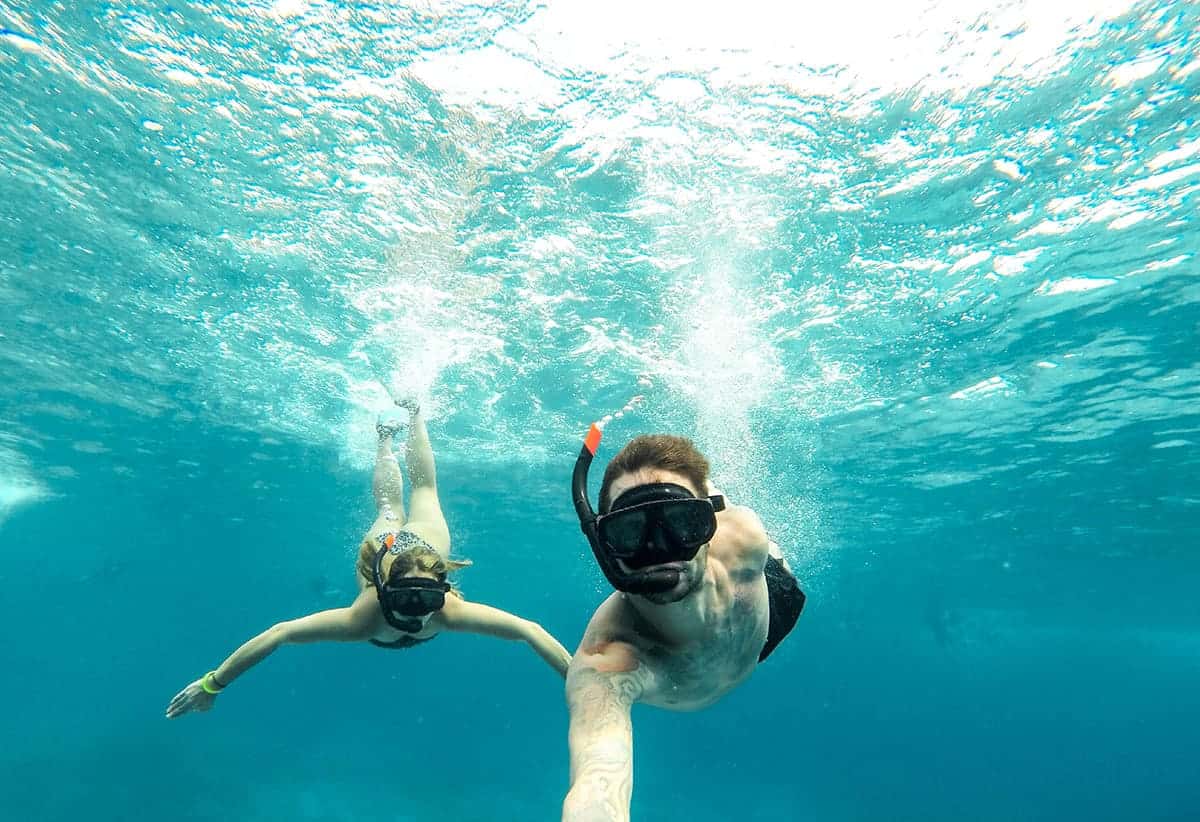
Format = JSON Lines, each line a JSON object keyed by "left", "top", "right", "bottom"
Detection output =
{"left": 2, "top": 1, "right": 1198, "bottom": 820}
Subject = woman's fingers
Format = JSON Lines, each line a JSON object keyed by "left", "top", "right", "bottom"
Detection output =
{"left": 166, "top": 682, "right": 215, "bottom": 718}
{"left": 166, "top": 687, "right": 197, "bottom": 717}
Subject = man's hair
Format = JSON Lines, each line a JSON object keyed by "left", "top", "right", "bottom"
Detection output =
{"left": 598, "top": 434, "right": 711, "bottom": 513}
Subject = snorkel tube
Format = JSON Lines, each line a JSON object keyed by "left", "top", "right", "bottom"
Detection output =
{"left": 572, "top": 423, "right": 682, "bottom": 596}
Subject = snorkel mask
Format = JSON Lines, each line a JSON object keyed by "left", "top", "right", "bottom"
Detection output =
{"left": 572, "top": 423, "right": 725, "bottom": 595}
{"left": 372, "top": 544, "right": 451, "bottom": 631}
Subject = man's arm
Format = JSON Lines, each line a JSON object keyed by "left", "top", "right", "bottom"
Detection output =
{"left": 440, "top": 598, "right": 572, "bottom": 678}
{"left": 562, "top": 645, "right": 651, "bottom": 822}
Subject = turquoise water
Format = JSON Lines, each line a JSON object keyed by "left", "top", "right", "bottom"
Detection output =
{"left": 2, "top": 1, "right": 1199, "bottom": 819}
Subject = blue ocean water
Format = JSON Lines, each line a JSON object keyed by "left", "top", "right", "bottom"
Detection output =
{"left": 2, "top": 1, "right": 1198, "bottom": 820}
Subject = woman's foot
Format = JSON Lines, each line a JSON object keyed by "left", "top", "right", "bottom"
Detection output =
{"left": 376, "top": 416, "right": 404, "bottom": 441}
{"left": 395, "top": 397, "right": 421, "bottom": 416}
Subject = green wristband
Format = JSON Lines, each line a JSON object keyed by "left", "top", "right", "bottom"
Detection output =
{"left": 200, "top": 671, "right": 225, "bottom": 695}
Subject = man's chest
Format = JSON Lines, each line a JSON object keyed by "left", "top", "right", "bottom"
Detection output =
{"left": 640, "top": 577, "right": 769, "bottom": 710}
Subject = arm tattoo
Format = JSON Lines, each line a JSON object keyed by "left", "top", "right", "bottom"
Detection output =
{"left": 563, "top": 666, "right": 649, "bottom": 822}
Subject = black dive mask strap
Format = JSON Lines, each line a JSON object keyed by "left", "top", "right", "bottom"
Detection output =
{"left": 373, "top": 546, "right": 409, "bottom": 630}
{"left": 572, "top": 424, "right": 682, "bottom": 596}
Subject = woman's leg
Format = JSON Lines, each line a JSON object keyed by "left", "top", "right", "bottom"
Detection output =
{"left": 373, "top": 419, "right": 406, "bottom": 523}
{"left": 396, "top": 400, "right": 451, "bottom": 557}
{"left": 356, "top": 421, "right": 408, "bottom": 592}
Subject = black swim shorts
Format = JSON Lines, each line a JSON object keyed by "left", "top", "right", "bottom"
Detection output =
{"left": 759, "top": 555, "right": 805, "bottom": 662}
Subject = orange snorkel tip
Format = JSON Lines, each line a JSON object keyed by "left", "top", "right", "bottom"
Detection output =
{"left": 584, "top": 423, "right": 603, "bottom": 456}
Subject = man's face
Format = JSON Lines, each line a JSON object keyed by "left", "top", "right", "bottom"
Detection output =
{"left": 605, "top": 468, "right": 709, "bottom": 604}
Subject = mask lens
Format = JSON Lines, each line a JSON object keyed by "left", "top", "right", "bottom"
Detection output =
{"left": 599, "top": 508, "right": 648, "bottom": 555}
{"left": 399, "top": 592, "right": 440, "bottom": 615}
{"left": 661, "top": 501, "right": 715, "bottom": 547}
{"left": 389, "top": 582, "right": 446, "bottom": 615}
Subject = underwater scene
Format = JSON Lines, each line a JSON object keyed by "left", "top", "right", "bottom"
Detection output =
{"left": 1, "top": 1, "right": 1198, "bottom": 820}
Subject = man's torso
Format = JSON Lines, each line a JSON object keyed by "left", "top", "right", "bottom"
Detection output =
{"left": 586, "top": 505, "right": 771, "bottom": 710}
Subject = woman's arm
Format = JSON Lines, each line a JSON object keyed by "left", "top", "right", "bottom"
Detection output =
{"left": 165, "top": 594, "right": 376, "bottom": 718}
{"left": 440, "top": 599, "right": 572, "bottom": 678}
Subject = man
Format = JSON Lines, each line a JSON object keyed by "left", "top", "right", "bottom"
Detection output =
{"left": 563, "top": 427, "right": 805, "bottom": 821}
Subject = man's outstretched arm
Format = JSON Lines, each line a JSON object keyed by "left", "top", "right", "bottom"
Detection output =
{"left": 562, "top": 646, "right": 649, "bottom": 822}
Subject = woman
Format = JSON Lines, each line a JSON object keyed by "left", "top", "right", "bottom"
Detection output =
{"left": 166, "top": 397, "right": 570, "bottom": 718}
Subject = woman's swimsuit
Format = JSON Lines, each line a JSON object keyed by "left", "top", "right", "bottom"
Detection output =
{"left": 758, "top": 555, "right": 805, "bottom": 662}
{"left": 369, "top": 634, "right": 431, "bottom": 650}
{"left": 375, "top": 528, "right": 435, "bottom": 556}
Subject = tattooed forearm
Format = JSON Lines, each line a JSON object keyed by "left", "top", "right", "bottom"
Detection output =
{"left": 564, "top": 754, "right": 632, "bottom": 820}
{"left": 563, "top": 667, "right": 643, "bottom": 822}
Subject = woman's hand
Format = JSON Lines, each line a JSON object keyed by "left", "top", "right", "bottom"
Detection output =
{"left": 165, "top": 678, "right": 217, "bottom": 718}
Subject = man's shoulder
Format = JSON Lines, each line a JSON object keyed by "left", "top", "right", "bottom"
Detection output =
{"left": 715, "top": 503, "right": 769, "bottom": 551}
{"left": 722, "top": 501, "right": 766, "bottom": 532}
{"left": 570, "top": 604, "right": 654, "bottom": 695}
{"left": 579, "top": 596, "right": 666, "bottom": 661}
{"left": 711, "top": 503, "right": 770, "bottom": 578}
{"left": 572, "top": 636, "right": 643, "bottom": 674}
{"left": 578, "top": 594, "right": 636, "bottom": 645}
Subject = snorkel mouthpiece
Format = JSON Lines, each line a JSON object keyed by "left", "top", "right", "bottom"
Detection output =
{"left": 621, "top": 564, "right": 683, "bottom": 594}
{"left": 572, "top": 423, "right": 682, "bottom": 596}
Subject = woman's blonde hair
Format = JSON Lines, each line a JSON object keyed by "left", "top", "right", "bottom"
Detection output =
{"left": 357, "top": 539, "right": 471, "bottom": 597}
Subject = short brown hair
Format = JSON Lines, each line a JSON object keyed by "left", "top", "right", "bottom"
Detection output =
{"left": 598, "top": 434, "right": 711, "bottom": 513}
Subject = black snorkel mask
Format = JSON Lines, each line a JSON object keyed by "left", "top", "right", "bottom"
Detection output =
{"left": 572, "top": 423, "right": 725, "bottom": 595}
{"left": 372, "top": 545, "right": 450, "bottom": 631}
